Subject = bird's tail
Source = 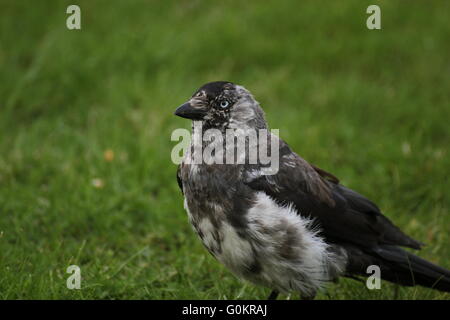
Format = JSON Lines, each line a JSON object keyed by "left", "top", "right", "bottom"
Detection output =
{"left": 372, "top": 245, "right": 450, "bottom": 292}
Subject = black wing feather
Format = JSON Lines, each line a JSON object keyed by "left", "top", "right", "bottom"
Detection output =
{"left": 244, "top": 139, "right": 422, "bottom": 250}
{"left": 177, "top": 164, "right": 183, "bottom": 195}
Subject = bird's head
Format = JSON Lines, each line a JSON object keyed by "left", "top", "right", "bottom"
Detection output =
{"left": 174, "top": 81, "right": 267, "bottom": 130}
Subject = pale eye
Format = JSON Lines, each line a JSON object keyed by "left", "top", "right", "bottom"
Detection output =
{"left": 220, "top": 100, "right": 229, "bottom": 108}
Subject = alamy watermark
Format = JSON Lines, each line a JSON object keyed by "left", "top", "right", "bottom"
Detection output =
{"left": 366, "top": 265, "right": 381, "bottom": 289}
{"left": 66, "top": 5, "right": 81, "bottom": 30}
{"left": 65, "top": 5, "right": 381, "bottom": 31}
{"left": 171, "top": 122, "right": 280, "bottom": 175}
{"left": 366, "top": 5, "right": 381, "bottom": 30}
{"left": 66, "top": 265, "right": 81, "bottom": 289}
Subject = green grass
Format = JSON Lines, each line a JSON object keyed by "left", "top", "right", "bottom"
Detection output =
{"left": 0, "top": 0, "right": 449, "bottom": 299}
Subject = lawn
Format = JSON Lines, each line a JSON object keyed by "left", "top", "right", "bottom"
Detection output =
{"left": 0, "top": 0, "right": 449, "bottom": 299}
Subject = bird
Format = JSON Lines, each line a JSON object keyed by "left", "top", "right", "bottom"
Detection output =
{"left": 174, "top": 81, "right": 450, "bottom": 299}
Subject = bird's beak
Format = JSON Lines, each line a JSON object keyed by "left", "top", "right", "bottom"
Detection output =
{"left": 174, "top": 102, "right": 206, "bottom": 120}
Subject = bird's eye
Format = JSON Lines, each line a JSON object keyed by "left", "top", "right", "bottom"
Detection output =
{"left": 220, "top": 100, "right": 229, "bottom": 108}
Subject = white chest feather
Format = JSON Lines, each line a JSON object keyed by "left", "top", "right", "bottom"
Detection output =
{"left": 184, "top": 192, "right": 347, "bottom": 296}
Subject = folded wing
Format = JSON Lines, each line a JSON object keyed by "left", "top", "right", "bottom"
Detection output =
{"left": 243, "top": 138, "right": 422, "bottom": 250}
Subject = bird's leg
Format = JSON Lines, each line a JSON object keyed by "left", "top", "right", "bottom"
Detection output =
{"left": 267, "top": 290, "right": 279, "bottom": 300}
{"left": 393, "top": 284, "right": 400, "bottom": 300}
{"left": 300, "top": 294, "right": 316, "bottom": 300}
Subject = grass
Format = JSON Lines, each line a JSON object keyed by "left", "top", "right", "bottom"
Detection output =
{"left": 0, "top": 0, "right": 449, "bottom": 299}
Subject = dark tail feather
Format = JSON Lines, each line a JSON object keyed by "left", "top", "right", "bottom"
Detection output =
{"left": 373, "top": 245, "right": 450, "bottom": 292}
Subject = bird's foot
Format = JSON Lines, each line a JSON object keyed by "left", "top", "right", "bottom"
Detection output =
{"left": 267, "top": 290, "right": 279, "bottom": 300}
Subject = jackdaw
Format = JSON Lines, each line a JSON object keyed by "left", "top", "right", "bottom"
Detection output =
{"left": 174, "top": 81, "right": 450, "bottom": 299}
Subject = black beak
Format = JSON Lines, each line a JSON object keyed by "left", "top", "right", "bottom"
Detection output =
{"left": 174, "top": 102, "right": 206, "bottom": 120}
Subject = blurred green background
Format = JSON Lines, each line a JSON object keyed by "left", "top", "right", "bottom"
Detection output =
{"left": 0, "top": 0, "right": 449, "bottom": 299}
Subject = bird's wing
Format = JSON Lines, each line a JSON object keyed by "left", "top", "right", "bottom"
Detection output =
{"left": 243, "top": 138, "right": 422, "bottom": 250}
{"left": 177, "top": 164, "right": 184, "bottom": 195}
{"left": 310, "top": 163, "right": 339, "bottom": 184}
